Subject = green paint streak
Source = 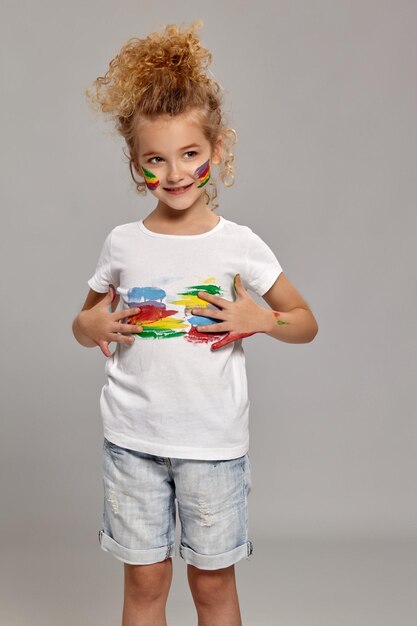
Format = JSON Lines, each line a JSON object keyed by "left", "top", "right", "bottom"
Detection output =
{"left": 141, "top": 166, "right": 157, "bottom": 180}
{"left": 134, "top": 329, "right": 186, "bottom": 338}
{"left": 197, "top": 173, "right": 210, "bottom": 188}
{"left": 179, "top": 284, "right": 222, "bottom": 296}
{"left": 275, "top": 320, "right": 290, "bottom": 325}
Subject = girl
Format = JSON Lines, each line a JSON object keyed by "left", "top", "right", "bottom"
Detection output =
{"left": 72, "top": 20, "right": 318, "bottom": 626}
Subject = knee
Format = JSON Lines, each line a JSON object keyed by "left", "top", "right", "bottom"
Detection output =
{"left": 187, "top": 564, "right": 235, "bottom": 605}
{"left": 124, "top": 558, "right": 172, "bottom": 602}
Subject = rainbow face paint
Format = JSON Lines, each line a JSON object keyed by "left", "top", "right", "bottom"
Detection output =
{"left": 194, "top": 159, "right": 211, "bottom": 188}
{"left": 141, "top": 166, "right": 160, "bottom": 190}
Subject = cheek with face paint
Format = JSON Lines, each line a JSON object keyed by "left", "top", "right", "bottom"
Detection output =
{"left": 194, "top": 159, "right": 211, "bottom": 188}
{"left": 141, "top": 165, "right": 160, "bottom": 190}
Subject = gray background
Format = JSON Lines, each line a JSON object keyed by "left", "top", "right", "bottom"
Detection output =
{"left": 1, "top": 1, "right": 416, "bottom": 625}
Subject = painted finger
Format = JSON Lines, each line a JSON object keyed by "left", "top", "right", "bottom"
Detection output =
{"left": 211, "top": 331, "right": 256, "bottom": 351}
{"left": 233, "top": 273, "right": 247, "bottom": 297}
{"left": 108, "top": 284, "right": 117, "bottom": 303}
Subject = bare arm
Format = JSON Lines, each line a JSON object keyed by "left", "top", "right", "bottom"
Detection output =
{"left": 261, "top": 273, "right": 319, "bottom": 343}
{"left": 192, "top": 272, "right": 318, "bottom": 349}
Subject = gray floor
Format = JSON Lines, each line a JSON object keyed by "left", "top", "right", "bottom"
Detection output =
{"left": 2, "top": 533, "right": 416, "bottom": 625}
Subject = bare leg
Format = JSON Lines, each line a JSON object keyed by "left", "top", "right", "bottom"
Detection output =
{"left": 122, "top": 558, "right": 173, "bottom": 626}
{"left": 187, "top": 563, "right": 242, "bottom": 626}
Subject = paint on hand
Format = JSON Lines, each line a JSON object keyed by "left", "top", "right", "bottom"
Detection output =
{"left": 211, "top": 330, "right": 255, "bottom": 351}
{"left": 210, "top": 273, "right": 254, "bottom": 350}
{"left": 233, "top": 274, "right": 240, "bottom": 293}
{"left": 195, "top": 159, "right": 211, "bottom": 188}
{"left": 273, "top": 311, "right": 290, "bottom": 325}
{"left": 178, "top": 281, "right": 225, "bottom": 345}
{"left": 141, "top": 166, "right": 160, "bottom": 190}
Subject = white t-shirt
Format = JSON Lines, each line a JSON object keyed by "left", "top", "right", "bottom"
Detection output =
{"left": 87, "top": 215, "right": 283, "bottom": 460}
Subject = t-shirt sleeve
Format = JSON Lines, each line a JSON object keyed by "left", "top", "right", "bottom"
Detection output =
{"left": 87, "top": 231, "right": 116, "bottom": 293}
{"left": 243, "top": 228, "right": 283, "bottom": 297}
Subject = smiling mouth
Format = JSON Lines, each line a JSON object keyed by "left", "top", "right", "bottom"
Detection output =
{"left": 164, "top": 183, "right": 194, "bottom": 193}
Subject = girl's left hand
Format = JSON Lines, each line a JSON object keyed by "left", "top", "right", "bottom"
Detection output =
{"left": 192, "top": 274, "right": 273, "bottom": 350}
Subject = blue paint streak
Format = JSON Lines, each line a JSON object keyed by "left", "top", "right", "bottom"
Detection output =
{"left": 128, "top": 287, "right": 166, "bottom": 302}
{"left": 188, "top": 315, "right": 218, "bottom": 326}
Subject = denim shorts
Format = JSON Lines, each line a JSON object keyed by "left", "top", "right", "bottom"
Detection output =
{"left": 99, "top": 437, "right": 253, "bottom": 570}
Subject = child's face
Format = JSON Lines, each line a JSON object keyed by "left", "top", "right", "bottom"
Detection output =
{"left": 133, "top": 110, "right": 222, "bottom": 212}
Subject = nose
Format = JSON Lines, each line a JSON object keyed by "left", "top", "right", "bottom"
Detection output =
{"left": 166, "top": 161, "right": 185, "bottom": 185}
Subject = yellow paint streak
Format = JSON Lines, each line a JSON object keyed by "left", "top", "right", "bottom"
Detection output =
{"left": 171, "top": 279, "right": 217, "bottom": 307}
{"left": 142, "top": 317, "right": 188, "bottom": 330}
{"left": 171, "top": 295, "right": 210, "bottom": 307}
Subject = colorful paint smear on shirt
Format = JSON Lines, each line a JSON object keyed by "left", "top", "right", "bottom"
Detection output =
{"left": 172, "top": 279, "right": 226, "bottom": 344}
{"left": 124, "top": 279, "right": 230, "bottom": 344}
{"left": 125, "top": 280, "right": 226, "bottom": 344}
{"left": 127, "top": 286, "right": 187, "bottom": 338}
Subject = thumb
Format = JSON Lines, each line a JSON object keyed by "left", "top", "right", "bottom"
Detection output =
{"left": 103, "top": 284, "right": 116, "bottom": 304}
{"left": 233, "top": 274, "right": 247, "bottom": 298}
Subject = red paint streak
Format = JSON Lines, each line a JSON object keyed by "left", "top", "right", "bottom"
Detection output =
{"left": 185, "top": 327, "right": 256, "bottom": 348}
{"left": 184, "top": 326, "right": 226, "bottom": 344}
{"left": 211, "top": 331, "right": 256, "bottom": 350}
{"left": 128, "top": 304, "right": 177, "bottom": 324}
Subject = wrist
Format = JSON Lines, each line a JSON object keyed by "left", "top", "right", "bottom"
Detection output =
{"left": 259, "top": 307, "right": 278, "bottom": 334}
{"left": 72, "top": 312, "right": 97, "bottom": 348}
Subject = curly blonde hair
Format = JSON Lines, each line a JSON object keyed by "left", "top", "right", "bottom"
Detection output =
{"left": 86, "top": 20, "right": 237, "bottom": 210}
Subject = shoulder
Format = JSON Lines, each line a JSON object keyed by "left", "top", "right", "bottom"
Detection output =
{"left": 111, "top": 221, "right": 140, "bottom": 237}
{"left": 93, "top": 221, "right": 139, "bottom": 257}
{"left": 101, "top": 221, "right": 141, "bottom": 245}
{"left": 222, "top": 217, "right": 274, "bottom": 248}
{"left": 221, "top": 217, "right": 252, "bottom": 239}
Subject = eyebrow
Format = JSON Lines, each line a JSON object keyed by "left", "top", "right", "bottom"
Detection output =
{"left": 141, "top": 144, "right": 202, "bottom": 158}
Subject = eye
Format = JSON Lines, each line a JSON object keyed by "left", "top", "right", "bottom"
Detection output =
{"left": 184, "top": 151, "right": 197, "bottom": 158}
{"left": 148, "top": 156, "right": 163, "bottom": 164}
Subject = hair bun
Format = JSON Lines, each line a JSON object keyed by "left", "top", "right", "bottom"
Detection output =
{"left": 87, "top": 20, "right": 215, "bottom": 119}
{"left": 142, "top": 20, "right": 210, "bottom": 83}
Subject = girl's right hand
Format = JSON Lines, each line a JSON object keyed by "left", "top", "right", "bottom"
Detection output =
{"left": 78, "top": 287, "right": 142, "bottom": 357}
